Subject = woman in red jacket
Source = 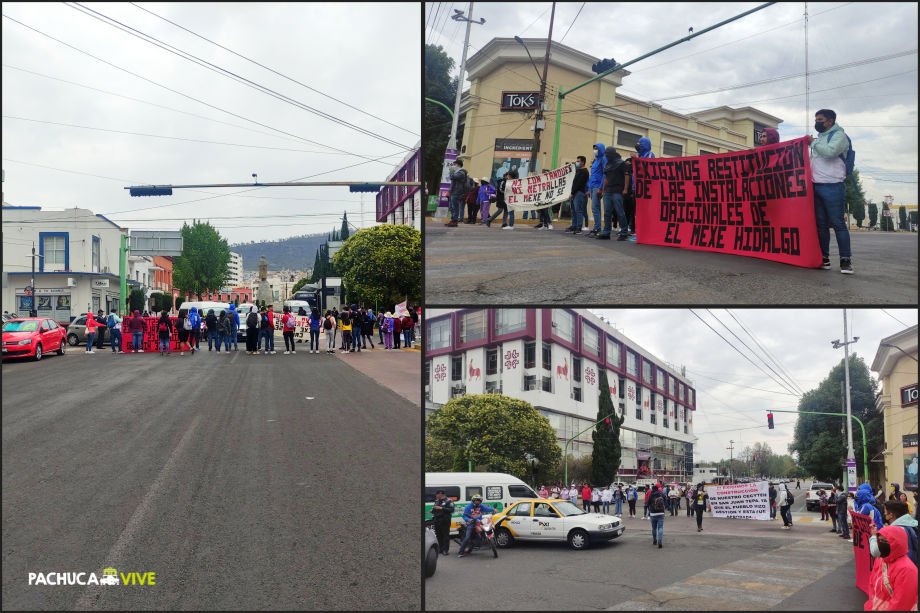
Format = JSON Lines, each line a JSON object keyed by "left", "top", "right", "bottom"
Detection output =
{"left": 864, "top": 525, "right": 918, "bottom": 611}
{"left": 84, "top": 311, "right": 99, "bottom": 354}
{"left": 581, "top": 484, "right": 592, "bottom": 512}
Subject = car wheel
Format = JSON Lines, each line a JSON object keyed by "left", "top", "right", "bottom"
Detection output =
{"left": 58, "top": 339, "right": 66, "bottom": 355}
{"left": 495, "top": 527, "right": 514, "bottom": 548}
{"left": 34, "top": 344, "right": 43, "bottom": 361}
{"left": 424, "top": 545, "right": 438, "bottom": 578}
{"left": 67, "top": 333, "right": 79, "bottom": 346}
{"left": 568, "top": 528, "right": 589, "bottom": 550}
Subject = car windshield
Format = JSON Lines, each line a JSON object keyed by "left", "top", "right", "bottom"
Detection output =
{"left": 3, "top": 321, "right": 38, "bottom": 332}
{"left": 552, "top": 501, "right": 586, "bottom": 517}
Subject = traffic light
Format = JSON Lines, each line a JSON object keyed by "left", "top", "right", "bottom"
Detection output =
{"left": 348, "top": 184, "right": 383, "bottom": 193}
{"left": 591, "top": 58, "right": 617, "bottom": 74}
{"left": 767, "top": 412, "right": 774, "bottom": 429}
{"left": 129, "top": 186, "right": 173, "bottom": 197}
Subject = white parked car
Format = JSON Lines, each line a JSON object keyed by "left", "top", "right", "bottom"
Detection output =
{"left": 493, "top": 499, "right": 625, "bottom": 550}
{"left": 424, "top": 524, "right": 438, "bottom": 578}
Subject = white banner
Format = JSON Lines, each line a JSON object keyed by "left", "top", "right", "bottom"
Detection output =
{"left": 506, "top": 163, "right": 576, "bottom": 211}
{"left": 395, "top": 301, "right": 409, "bottom": 318}
{"left": 708, "top": 481, "right": 770, "bottom": 520}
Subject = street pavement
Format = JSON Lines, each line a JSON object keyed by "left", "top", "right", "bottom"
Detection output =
{"left": 424, "top": 220, "right": 918, "bottom": 305}
{"left": 2, "top": 345, "right": 421, "bottom": 610}
{"left": 426, "top": 486, "right": 866, "bottom": 611}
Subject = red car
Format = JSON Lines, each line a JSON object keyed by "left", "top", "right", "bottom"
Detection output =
{"left": 2, "top": 317, "right": 67, "bottom": 361}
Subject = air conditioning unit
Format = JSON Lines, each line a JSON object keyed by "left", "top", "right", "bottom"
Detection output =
{"left": 67, "top": 278, "right": 76, "bottom": 287}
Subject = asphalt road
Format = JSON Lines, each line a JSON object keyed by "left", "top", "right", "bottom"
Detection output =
{"left": 426, "top": 504, "right": 864, "bottom": 611}
{"left": 2, "top": 348, "right": 421, "bottom": 610}
{"left": 424, "top": 221, "right": 918, "bottom": 305}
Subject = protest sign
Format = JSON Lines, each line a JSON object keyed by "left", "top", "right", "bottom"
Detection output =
{"left": 849, "top": 510, "right": 873, "bottom": 595}
{"left": 395, "top": 301, "right": 410, "bottom": 318}
{"left": 707, "top": 481, "right": 770, "bottom": 520}
{"left": 634, "top": 137, "right": 822, "bottom": 268}
{"left": 506, "top": 163, "right": 576, "bottom": 211}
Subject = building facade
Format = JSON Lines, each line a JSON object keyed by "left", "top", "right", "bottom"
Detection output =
{"left": 425, "top": 308, "right": 698, "bottom": 482}
{"left": 870, "top": 325, "right": 919, "bottom": 494}
{"left": 2, "top": 206, "right": 126, "bottom": 321}
{"left": 227, "top": 251, "right": 243, "bottom": 287}
{"left": 455, "top": 38, "right": 781, "bottom": 182}
{"left": 376, "top": 142, "right": 421, "bottom": 231}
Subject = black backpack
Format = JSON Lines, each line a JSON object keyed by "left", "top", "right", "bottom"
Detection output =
{"left": 651, "top": 494, "right": 665, "bottom": 513}
{"left": 247, "top": 312, "right": 258, "bottom": 329}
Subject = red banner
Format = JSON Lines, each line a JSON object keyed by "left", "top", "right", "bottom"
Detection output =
{"left": 634, "top": 137, "right": 822, "bottom": 268}
{"left": 850, "top": 510, "right": 873, "bottom": 596}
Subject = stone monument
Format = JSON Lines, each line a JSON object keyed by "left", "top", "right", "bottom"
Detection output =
{"left": 256, "top": 256, "right": 273, "bottom": 305}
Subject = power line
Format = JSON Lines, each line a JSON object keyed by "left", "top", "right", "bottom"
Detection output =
{"left": 686, "top": 370, "right": 800, "bottom": 396}
{"left": 128, "top": 2, "right": 418, "bottom": 137}
{"left": 880, "top": 309, "right": 912, "bottom": 328}
{"left": 66, "top": 3, "right": 414, "bottom": 152}
{"left": 724, "top": 309, "right": 807, "bottom": 396}
{"left": 559, "top": 3, "right": 586, "bottom": 43}
{"left": 0, "top": 12, "right": 397, "bottom": 166}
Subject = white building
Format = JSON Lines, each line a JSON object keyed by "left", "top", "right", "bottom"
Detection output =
{"left": 227, "top": 251, "right": 243, "bottom": 286}
{"left": 425, "top": 308, "right": 698, "bottom": 482}
{"left": 2, "top": 206, "right": 126, "bottom": 321}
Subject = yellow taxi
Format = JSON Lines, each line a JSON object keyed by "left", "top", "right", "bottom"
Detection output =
{"left": 492, "top": 498, "right": 625, "bottom": 550}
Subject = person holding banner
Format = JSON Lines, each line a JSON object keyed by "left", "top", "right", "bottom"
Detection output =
{"left": 693, "top": 484, "right": 710, "bottom": 532}
{"left": 809, "top": 108, "right": 854, "bottom": 274}
{"left": 598, "top": 148, "right": 629, "bottom": 241}
{"left": 864, "top": 524, "right": 918, "bottom": 611}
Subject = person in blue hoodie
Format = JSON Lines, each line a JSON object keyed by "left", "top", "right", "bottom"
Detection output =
{"left": 477, "top": 178, "right": 496, "bottom": 224}
{"left": 587, "top": 143, "right": 606, "bottom": 236}
{"left": 227, "top": 303, "right": 240, "bottom": 352}
{"left": 187, "top": 307, "right": 202, "bottom": 354}
{"left": 308, "top": 307, "right": 322, "bottom": 354}
{"left": 627, "top": 137, "right": 656, "bottom": 242}
{"left": 857, "top": 483, "right": 884, "bottom": 530}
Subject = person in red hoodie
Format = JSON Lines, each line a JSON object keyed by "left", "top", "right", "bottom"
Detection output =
{"left": 581, "top": 484, "right": 592, "bottom": 512}
{"left": 392, "top": 314, "right": 402, "bottom": 350}
{"left": 84, "top": 311, "right": 99, "bottom": 354}
{"left": 401, "top": 313, "right": 413, "bottom": 348}
{"left": 128, "top": 309, "right": 146, "bottom": 352}
{"left": 865, "top": 524, "right": 918, "bottom": 611}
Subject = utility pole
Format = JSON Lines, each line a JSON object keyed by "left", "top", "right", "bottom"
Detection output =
{"left": 832, "top": 311, "right": 859, "bottom": 492}
{"left": 727, "top": 440, "right": 735, "bottom": 484}
{"left": 529, "top": 3, "right": 556, "bottom": 178}
{"left": 28, "top": 242, "right": 40, "bottom": 317}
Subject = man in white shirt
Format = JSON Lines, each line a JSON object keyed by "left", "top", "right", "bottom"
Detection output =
{"left": 591, "top": 486, "right": 601, "bottom": 513}
{"left": 601, "top": 486, "right": 612, "bottom": 515}
{"left": 809, "top": 108, "right": 853, "bottom": 274}
{"left": 569, "top": 484, "right": 579, "bottom": 506}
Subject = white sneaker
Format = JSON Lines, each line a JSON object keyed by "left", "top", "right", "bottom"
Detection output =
{"left": 180, "top": 352, "right": 185, "bottom": 355}
{"left": 284, "top": 351, "right": 290, "bottom": 355}
{"left": 86, "top": 350, "right": 94, "bottom": 354}
{"left": 502, "top": 225, "right": 514, "bottom": 230}
{"left": 581, "top": 227, "right": 589, "bottom": 232}
{"left": 271, "top": 351, "right": 276, "bottom": 354}
{"left": 138, "top": 349, "right": 144, "bottom": 353}
{"left": 547, "top": 224, "right": 554, "bottom": 230}
{"left": 291, "top": 351, "right": 296, "bottom": 354}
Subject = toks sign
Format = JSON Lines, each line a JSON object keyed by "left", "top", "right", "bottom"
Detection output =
{"left": 501, "top": 91, "right": 540, "bottom": 111}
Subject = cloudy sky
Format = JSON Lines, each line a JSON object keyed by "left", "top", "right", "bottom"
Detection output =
{"left": 3, "top": 2, "right": 420, "bottom": 245}
{"left": 589, "top": 308, "right": 918, "bottom": 463}
{"left": 427, "top": 1, "right": 918, "bottom": 205}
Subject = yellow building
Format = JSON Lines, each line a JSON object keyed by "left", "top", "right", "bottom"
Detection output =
{"left": 457, "top": 38, "right": 782, "bottom": 183}
{"left": 870, "top": 325, "right": 919, "bottom": 495}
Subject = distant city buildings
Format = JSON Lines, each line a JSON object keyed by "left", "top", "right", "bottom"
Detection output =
{"left": 227, "top": 251, "right": 243, "bottom": 286}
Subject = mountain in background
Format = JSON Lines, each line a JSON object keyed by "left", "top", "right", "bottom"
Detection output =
{"left": 230, "top": 234, "right": 326, "bottom": 271}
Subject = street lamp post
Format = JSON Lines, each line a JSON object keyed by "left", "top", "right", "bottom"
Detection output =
{"left": 832, "top": 311, "right": 859, "bottom": 492}
{"left": 727, "top": 440, "right": 735, "bottom": 484}
{"left": 513, "top": 3, "right": 556, "bottom": 180}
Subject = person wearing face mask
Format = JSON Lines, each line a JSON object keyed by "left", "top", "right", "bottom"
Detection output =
{"left": 565, "top": 156, "right": 590, "bottom": 234}
{"left": 587, "top": 143, "right": 607, "bottom": 236}
{"left": 626, "top": 137, "right": 656, "bottom": 242}
{"left": 809, "top": 108, "right": 854, "bottom": 274}
{"left": 869, "top": 501, "right": 918, "bottom": 561}
{"left": 598, "top": 148, "right": 628, "bottom": 240}
{"left": 865, "top": 523, "right": 918, "bottom": 611}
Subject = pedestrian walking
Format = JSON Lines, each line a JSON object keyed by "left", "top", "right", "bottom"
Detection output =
{"left": 693, "top": 484, "right": 711, "bottom": 532}
{"left": 627, "top": 485, "right": 638, "bottom": 517}
{"left": 431, "top": 490, "right": 455, "bottom": 556}
{"left": 107, "top": 309, "right": 123, "bottom": 353}
{"left": 94, "top": 309, "right": 107, "bottom": 350}
{"left": 206, "top": 309, "right": 219, "bottom": 351}
{"left": 282, "top": 306, "right": 297, "bottom": 354}
{"left": 324, "top": 310, "right": 336, "bottom": 353}
{"left": 778, "top": 483, "right": 794, "bottom": 528}
{"left": 687, "top": 484, "right": 694, "bottom": 517}
{"left": 643, "top": 486, "right": 651, "bottom": 519}
{"left": 648, "top": 485, "right": 666, "bottom": 548}
{"left": 176, "top": 309, "right": 190, "bottom": 355}
{"left": 245, "top": 306, "right": 260, "bottom": 354}
{"left": 128, "top": 309, "right": 145, "bottom": 352}
{"left": 796, "top": 479, "right": 801, "bottom": 489}
{"left": 581, "top": 484, "right": 592, "bottom": 512}
{"left": 84, "top": 311, "right": 99, "bottom": 353}
{"left": 156, "top": 311, "right": 172, "bottom": 355}
{"left": 309, "top": 308, "right": 322, "bottom": 354}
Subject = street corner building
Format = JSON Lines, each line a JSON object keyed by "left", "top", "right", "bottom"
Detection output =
{"left": 425, "top": 308, "right": 697, "bottom": 481}
{"left": 452, "top": 37, "right": 782, "bottom": 182}
{"left": 376, "top": 141, "right": 422, "bottom": 231}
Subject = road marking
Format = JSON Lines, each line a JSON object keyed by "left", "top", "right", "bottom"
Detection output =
{"left": 607, "top": 538, "right": 853, "bottom": 611}
{"left": 75, "top": 414, "right": 202, "bottom": 609}
{"left": 305, "top": 397, "right": 315, "bottom": 400}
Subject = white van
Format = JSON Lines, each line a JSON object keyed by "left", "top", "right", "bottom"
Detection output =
{"left": 424, "top": 472, "right": 538, "bottom": 535}
{"left": 178, "top": 301, "right": 251, "bottom": 340}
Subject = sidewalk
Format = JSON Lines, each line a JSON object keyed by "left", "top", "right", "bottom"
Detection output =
{"left": 334, "top": 346, "right": 420, "bottom": 406}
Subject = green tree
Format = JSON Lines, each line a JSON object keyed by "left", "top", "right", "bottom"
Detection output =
{"left": 881, "top": 201, "right": 895, "bottom": 231}
{"left": 845, "top": 169, "right": 867, "bottom": 226}
{"left": 426, "top": 395, "right": 562, "bottom": 482}
{"left": 340, "top": 212, "right": 350, "bottom": 241}
{"left": 424, "top": 44, "right": 458, "bottom": 197}
{"left": 898, "top": 206, "right": 907, "bottom": 231}
{"left": 291, "top": 277, "right": 309, "bottom": 294}
{"left": 591, "top": 370, "right": 623, "bottom": 485}
{"left": 424, "top": 434, "right": 455, "bottom": 472}
{"left": 175, "top": 297, "right": 184, "bottom": 310}
{"left": 868, "top": 201, "right": 878, "bottom": 229}
{"left": 172, "top": 221, "right": 231, "bottom": 299}
{"left": 788, "top": 354, "right": 879, "bottom": 482}
{"left": 128, "top": 288, "right": 145, "bottom": 312}
{"left": 333, "top": 225, "right": 421, "bottom": 307}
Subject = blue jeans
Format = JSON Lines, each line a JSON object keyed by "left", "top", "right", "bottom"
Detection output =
{"left": 615, "top": 499, "right": 623, "bottom": 515}
{"left": 85, "top": 332, "right": 96, "bottom": 351}
{"left": 813, "top": 182, "right": 851, "bottom": 258}
{"left": 591, "top": 189, "right": 602, "bottom": 231}
{"left": 229, "top": 322, "right": 238, "bottom": 350}
{"left": 208, "top": 329, "right": 218, "bottom": 350}
{"left": 260, "top": 329, "right": 274, "bottom": 352}
{"left": 353, "top": 327, "right": 362, "bottom": 350}
{"left": 650, "top": 515, "right": 664, "bottom": 544}
{"left": 601, "top": 192, "right": 627, "bottom": 236}
{"left": 449, "top": 193, "right": 464, "bottom": 221}
{"left": 132, "top": 331, "right": 143, "bottom": 351}
{"left": 571, "top": 191, "right": 587, "bottom": 229}
{"left": 502, "top": 208, "right": 515, "bottom": 226}
{"left": 110, "top": 329, "right": 122, "bottom": 352}
{"left": 217, "top": 332, "right": 226, "bottom": 351}
{"left": 458, "top": 521, "right": 481, "bottom": 554}
{"left": 224, "top": 333, "right": 232, "bottom": 351}
{"left": 781, "top": 505, "right": 792, "bottom": 526}
{"left": 310, "top": 329, "right": 320, "bottom": 351}
{"left": 159, "top": 337, "right": 170, "bottom": 353}
{"left": 403, "top": 330, "right": 412, "bottom": 347}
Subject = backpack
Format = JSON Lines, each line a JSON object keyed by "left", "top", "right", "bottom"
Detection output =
{"left": 651, "top": 494, "right": 665, "bottom": 514}
{"left": 247, "top": 312, "right": 258, "bottom": 329}
{"left": 183, "top": 316, "right": 192, "bottom": 331}
{"left": 828, "top": 130, "right": 855, "bottom": 182}
{"left": 107, "top": 314, "right": 116, "bottom": 329}
{"left": 323, "top": 317, "right": 333, "bottom": 330}
{"left": 158, "top": 321, "right": 168, "bottom": 333}
{"left": 284, "top": 315, "right": 296, "bottom": 330}
{"left": 786, "top": 491, "right": 794, "bottom": 506}
{"left": 900, "top": 525, "right": 918, "bottom": 568}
